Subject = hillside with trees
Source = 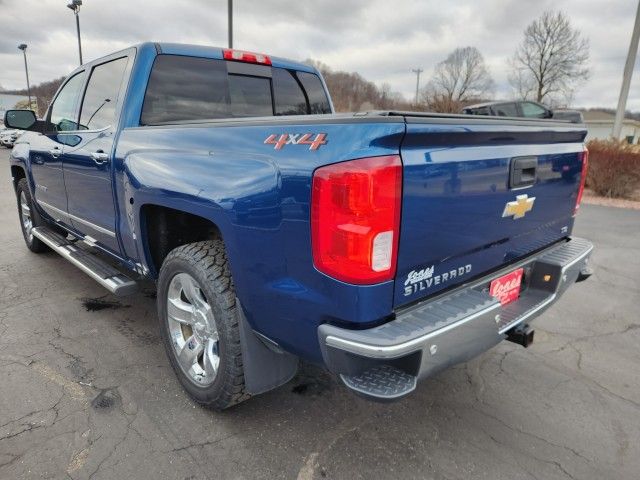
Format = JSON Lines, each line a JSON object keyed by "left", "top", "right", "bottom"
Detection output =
{"left": 3, "top": 77, "right": 65, "bottom": 117}
{"left": 306, "top": 60, "right": 414, "bottom": 112}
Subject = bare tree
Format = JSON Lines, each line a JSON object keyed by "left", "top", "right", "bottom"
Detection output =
{"left": 509, "top": 10, "right": 590, "bottom": 105}
{"left": 421, "top": 46, "right": 494, "bottom": 112}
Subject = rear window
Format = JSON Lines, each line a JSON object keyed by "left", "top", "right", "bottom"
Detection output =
{"left": 273, "top": 68, "right": 307, "bottom": 115}
{"left": 228, "top": 74, "right": 273, "bottom": 117}
{"left": 141, "top": 55, "right": 229, "bottom": 124}
{"left": 297, "top": 72, "right": 331, "bottom": 114}
{"left": 141, "top": 54, "right": 331, "bottom": 125}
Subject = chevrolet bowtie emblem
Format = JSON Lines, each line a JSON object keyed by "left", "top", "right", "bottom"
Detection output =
{"left": 502, "top": 194, "right": 535, "bottom": 219}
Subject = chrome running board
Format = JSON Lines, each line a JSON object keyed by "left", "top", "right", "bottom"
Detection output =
{"left": 32, "top": 226, "right": 138, "bottom": 296}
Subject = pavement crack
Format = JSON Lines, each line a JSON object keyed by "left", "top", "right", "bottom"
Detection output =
{"left": 588, "top": 380, "right": 640, "bottom": 410}
{"left": 0, "top": 392, "right": 63, "bottom": 441}
{"left": 296, "top": 414, "right": 376, "bottom": 480}
{"left": 0, "top": 453, "right": 23, "bottom": 470}
{"left": 471, "top": 405, "right": 593, "bottom": 465}
{"left": 86, "top": 414, "right": 137, "bottom": 480}
{"left": 484, "top": 425, "right": 578, "bottom": 480}
{"left": 169, "top": 431, "right": 241, "bottom": 453}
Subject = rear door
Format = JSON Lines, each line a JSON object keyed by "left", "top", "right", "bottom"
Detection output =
{"left": 62, "top": 54, "right": 132, "bottom": 252}
{"left": 394, "top": 119, "right": 587, "bottom": 308}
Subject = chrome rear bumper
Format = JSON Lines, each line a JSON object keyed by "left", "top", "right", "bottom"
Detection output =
{"left": 318, "top": 237, "right": 593, "bottom": 400}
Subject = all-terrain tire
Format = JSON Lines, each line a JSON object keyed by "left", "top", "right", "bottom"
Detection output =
{"left": 16, "top": 178, "right": 49, "bottom": 253}
{"left": 157, "top": 240, "right": 250, "bottom": 410}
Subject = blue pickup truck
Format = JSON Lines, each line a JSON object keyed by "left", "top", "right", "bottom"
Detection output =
{"left": 5, "top": 43, "right": 593, "bottom": 409}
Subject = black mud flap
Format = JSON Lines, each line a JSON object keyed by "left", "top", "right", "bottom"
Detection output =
{"left": 237, "top": 300, "right": 298, "bottom": 395}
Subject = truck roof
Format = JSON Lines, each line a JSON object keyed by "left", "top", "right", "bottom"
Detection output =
{"left": 79, "top": 42, "right": 318, "bottom": 74}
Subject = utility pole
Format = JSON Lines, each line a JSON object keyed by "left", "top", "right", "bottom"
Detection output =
{"left": 412, "top": 68, "right": 423, "bottom": 105}
{"left": 18, "top": 44, "right": 32, "bottom": 110}
{"left": 613, "top": 0, "right": 640, "bottom": 140}
{"left": 67, "top": 0, "right": 83, "bottom": 65}
{"left": 228, "top": 0, "right": 233, "bottom": 48}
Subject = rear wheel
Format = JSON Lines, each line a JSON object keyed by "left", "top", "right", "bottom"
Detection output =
{"left": 16, "top": 178, "right": 48, "bottom": 253}
{"left": 157, "top": 240, "right": 250, "bottom": 409}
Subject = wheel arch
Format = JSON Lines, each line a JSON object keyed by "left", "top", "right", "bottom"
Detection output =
{"left": 139, "top": 203, "right": 224, "bottom": 277}
{"left": 10, "top": 165, "right": 26, "bottom": 192}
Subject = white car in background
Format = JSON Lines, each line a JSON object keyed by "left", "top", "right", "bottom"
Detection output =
{"left": 0, "top": 129, "right": 20, "bottom": 148}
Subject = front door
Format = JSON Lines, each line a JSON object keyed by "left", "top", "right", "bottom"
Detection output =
{"left": 62, "top": 55, "right": 131, "bottom": 253}
{"left": 31, "top": 71, "right": 86, "bottom": 226}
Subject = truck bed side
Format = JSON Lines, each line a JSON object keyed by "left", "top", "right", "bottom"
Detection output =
{"left": 115, "top": 117, "right": 405, "bottom": 361}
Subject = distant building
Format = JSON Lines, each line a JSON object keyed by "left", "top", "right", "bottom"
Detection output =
{"left": 583, "top": 110, "right": 640, "bottom": 144}
{"left": 0, "top": 93, "right": 31, "bottom": 124}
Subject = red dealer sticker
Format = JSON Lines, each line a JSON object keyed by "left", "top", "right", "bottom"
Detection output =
{"left": 489, "top": 268, "right": 524, "bottom": 306}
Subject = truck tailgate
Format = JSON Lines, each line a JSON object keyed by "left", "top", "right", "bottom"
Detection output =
{"left": 395, "top": 120, "right": 587, "bottom": 308}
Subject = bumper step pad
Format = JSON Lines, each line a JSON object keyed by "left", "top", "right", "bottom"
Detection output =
{"left": 340, "top": 365, "right": 417, "bottom": 400}
{"left": 32, "top": 226, "right": 138, "bottom": 296}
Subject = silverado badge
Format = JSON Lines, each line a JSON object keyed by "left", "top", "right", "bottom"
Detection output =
{"left": 502, "top": 194, "right": 535, "bottom": 219}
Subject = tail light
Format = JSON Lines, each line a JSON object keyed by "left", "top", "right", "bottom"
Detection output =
{"left": 573, "top": 148, "right": 589, "bottom": 216}
{"left": 223, "top": 49, "right": 272, "bottom": 66}
{"left": 311, "top": 155, "right": 402, "bottom": 284}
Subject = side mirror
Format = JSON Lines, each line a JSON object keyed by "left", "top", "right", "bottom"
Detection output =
{"left": 4, "top": 109, "right": 37, "bottom": 130}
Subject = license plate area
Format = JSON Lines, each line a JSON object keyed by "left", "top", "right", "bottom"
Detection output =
{"left": 489, "top": 267, "right": 524, "bottom": 306}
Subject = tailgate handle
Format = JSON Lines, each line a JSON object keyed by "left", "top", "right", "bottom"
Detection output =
{"left": 509, "top": 156, "right": 537, "bottom": 188}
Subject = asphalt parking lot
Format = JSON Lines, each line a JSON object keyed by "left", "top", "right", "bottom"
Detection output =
{"left": 0, "top": 148, "right": 639, "bottom": 480}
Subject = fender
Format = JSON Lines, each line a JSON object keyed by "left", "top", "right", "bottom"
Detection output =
{"left": 116, "top": 144, "right": 280, "bottom": 315}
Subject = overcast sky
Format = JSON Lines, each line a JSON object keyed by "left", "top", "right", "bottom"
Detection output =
{"left": 0, "top": 0, "right": 638, "bottom": 110}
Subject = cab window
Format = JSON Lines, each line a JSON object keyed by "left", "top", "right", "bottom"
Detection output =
{"left": 48, "top": 72, "right": 85, "bottom": 132}
{"left": 79, "top": 57, "right": 129, "bottom": 130}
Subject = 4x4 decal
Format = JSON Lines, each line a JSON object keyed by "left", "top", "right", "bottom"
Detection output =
{"left": 264, "top": 133, "right": 327, "bottom": 151}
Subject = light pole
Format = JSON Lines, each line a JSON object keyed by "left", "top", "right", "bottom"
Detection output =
{"left": 17, "top": 44, "right": 32, "bottom": 111}
{"left": 67, "top": 0, "right": 83, "bottom": 65}
{"left": 613, "top": 0, "right": 640, "bottom": 140}
{"left": 412, "top": 68, "right": 423, "bottom": 105}
{"left": 228, "top": 0, "right": 233, "bottom": 49}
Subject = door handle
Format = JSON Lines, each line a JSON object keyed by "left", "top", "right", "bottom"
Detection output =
{"left": 509, "top": 156, "right": 538, "bottom": 188}
{"left": 91, "top": 151, "right": 110, "bottom": 165}
{"left": 49, "top": 147, "right": 61, "bottom": 158}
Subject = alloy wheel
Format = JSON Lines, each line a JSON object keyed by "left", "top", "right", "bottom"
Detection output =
{"left": 166, "top": 272, "right": 220, "bottom": 386}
